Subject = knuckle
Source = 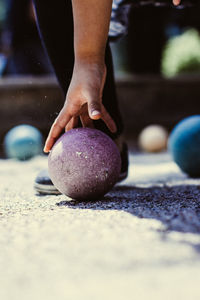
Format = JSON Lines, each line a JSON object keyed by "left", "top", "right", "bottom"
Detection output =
{"left": 89, "top": 102, "right": 101, "bottom": 111}
{"left": 53, "top": 119, "right": 63, "bottom": 128}
{"left": 90, "top": 100, "right": 100, "bottom": 106}
{"left": 68, "top": 103, "right": 78, "bottom": 115}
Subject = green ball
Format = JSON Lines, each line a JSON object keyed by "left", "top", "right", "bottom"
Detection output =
{"left": 162, "top": 29, "right": 200, "bottom": 78}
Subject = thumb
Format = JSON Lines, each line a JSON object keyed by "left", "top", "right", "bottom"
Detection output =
{"left": 88, "top": 100, "right": 102, "bottom": 120}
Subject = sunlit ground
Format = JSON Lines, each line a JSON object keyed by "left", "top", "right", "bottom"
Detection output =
{"left": 0, "top": 151, "right": 200, "bottom": 300}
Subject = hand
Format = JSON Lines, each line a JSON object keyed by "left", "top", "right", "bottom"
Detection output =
{"left": 44, "top": 61, "right": 117, "bottom": 153}
{"left": 173, "top": 0, "right": 181, "bottom": 5}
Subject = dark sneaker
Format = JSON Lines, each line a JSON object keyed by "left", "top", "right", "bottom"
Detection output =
{"left": 34, "top": 138, "right": 129, "bottom": 195}
{"left": 34, "top": 169, "right": 61, "bottom": 195}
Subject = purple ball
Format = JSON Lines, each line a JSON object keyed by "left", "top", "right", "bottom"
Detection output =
{"left": 48, "top": 128, "right": 121, "bottom": 200}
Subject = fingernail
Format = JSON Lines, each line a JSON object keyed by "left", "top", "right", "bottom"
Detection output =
{"left": 43, "top": 146, "right": 48, "bottom": 153}
{"left": 91, "top": 110, "right": 100, "bottom": 116}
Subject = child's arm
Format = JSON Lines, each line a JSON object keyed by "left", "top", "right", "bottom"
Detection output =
{"left": 44, "top": 0, "right": 114, "bottom": 153}
{"left": 44, "top": 0, "right": 181, "bottom": 153}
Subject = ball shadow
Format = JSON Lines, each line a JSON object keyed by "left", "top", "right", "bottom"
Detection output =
{"left": 56, "top": 183, "right": 200, "bottom": 235}
{"left": 55, "top": 149, "right": 200, "bottom": 254}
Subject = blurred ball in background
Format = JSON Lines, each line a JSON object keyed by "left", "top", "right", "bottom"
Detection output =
{"left": 169, "top": 115, "right": 200, "bottom": 177}
{"left": 4, "top": 124, "right": 43, "bottom": 161}
{"left": 162, "top": 29, "right": 200, "bottom": 77}
{"left": 138, "top": 125, "right": 168, "bottom": 152}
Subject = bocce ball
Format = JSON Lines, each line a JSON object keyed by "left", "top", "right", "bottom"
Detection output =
{"left": 48, "top": 128, "right": 121, "bottom": 200}
{"left": 4, "top": 124, "right": 43, "bottom": 160}
{"left": 168, "top": 115, "right": 200, "bottom": 177}
{"left": 138, "top": 125, "right": 168, "bottom": 152}
{"left": 162, "top": 29, "right": 200, "bottom": 78}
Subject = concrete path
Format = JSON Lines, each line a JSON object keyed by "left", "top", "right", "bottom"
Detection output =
{"left": 0, "top": 152, "right": 200, "bottom": 300}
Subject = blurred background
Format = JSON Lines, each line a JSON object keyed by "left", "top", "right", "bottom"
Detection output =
{"left": 0, "top": 0, "right": 200, "bottom": 156}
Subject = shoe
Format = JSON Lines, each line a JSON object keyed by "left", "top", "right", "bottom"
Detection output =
{"left": 34, "top": 137, "right": 129, "bottom": 195}
{"left": 34, "top": 169, "right": 62, "bottom": 195}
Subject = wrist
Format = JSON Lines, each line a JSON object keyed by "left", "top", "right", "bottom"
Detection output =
{"left": 74, "top": 58, "right": 106, "bottom": 74}
{"left": 75, "top": 53, "right": 105, "bottom": 65}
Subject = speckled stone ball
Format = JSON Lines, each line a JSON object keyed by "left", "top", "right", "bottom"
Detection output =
{"left": 48, "top": 128, "right": 121, "bottom": 200}
{"left": 169, "top": 115, "right": 200, "bottom": 177}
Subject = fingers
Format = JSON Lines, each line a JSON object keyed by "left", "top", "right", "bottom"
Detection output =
{"left": 101, "top": 106, "right": 117, "bottom": 133}
{"left": 88, "top": 99, "right": 102, "bottom": 120}
{"left": 65, "top": 116, "right": 79, "bottom": 132}
{"left": 80, "top": 113, "right": 94, "bottom": 128}
{"left": 44, "top": 109, "right": 71, "bottom": 153}
{"left": 44, "top": 98, "right": 117, "bottom": 153}
{"left": 87, "top": 95, "right": 117, "bottom": 132}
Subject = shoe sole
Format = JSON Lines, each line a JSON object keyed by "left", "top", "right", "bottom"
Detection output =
{"left": 34, "top": 183, "right": 61, "bottom": 195}
{"left": 34, "top": 170, "right": 128, "bottom": 196}
{"left": 118, "top": 171, "right": 128, "bottom": 182}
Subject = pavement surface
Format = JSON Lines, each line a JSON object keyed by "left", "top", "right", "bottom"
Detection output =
{"left": 0, "top": 151, "right": 200, "bottom": 300}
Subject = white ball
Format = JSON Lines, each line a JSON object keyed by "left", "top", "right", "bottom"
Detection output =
{"left": 138, "top": 125, "right": 168, "bottom": 152}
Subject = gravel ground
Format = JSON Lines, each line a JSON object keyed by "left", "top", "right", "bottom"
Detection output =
{"left": 0, "top": 152, "right": 200, "bottom": 300}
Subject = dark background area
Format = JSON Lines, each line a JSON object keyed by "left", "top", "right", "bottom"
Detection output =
{"left": 111, "top": 1, "right": 200, "bottom": 75}
{"left": 0, "top": 0, "right": 200, "bottom": 76}
{"left": 0, "top": 0, "right": 200, "bottom": 155}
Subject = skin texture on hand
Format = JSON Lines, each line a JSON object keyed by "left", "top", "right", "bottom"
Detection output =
{"left": 44, "top": 0, "right": 114, "bottom": 153}
{"left": 44, "top": 62, "right": 117, "bottom": 153}
{"left": 44, "top": 0, "right": 182, "bottom": 153}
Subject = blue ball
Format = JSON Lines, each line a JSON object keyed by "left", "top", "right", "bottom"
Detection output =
{"left": 169, "top": 115, "right": 200, "bottom": 177}
{"left": 4, "top": 125, "right": 43, "bottom": 160}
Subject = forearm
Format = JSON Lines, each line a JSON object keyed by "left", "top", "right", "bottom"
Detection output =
{"left": 72, "top": 0, "right": 113, "bottom": 64}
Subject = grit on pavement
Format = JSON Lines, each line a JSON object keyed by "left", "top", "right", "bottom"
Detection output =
{"left": 0, "top": 151, "right": 200, "bottom": 300}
